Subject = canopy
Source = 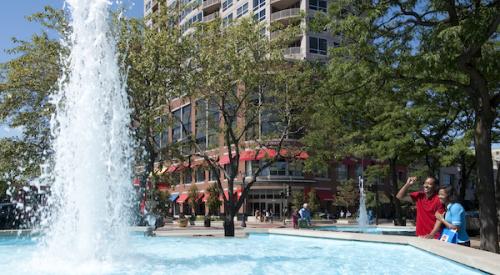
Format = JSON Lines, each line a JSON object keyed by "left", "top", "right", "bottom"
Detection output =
{"left": 176, "top": 193, "right": 204, "bottom": 203}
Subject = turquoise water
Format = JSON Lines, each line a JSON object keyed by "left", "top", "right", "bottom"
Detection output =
{"left": 316, "top": 226, "right": 416, "bottom": 236}
{"left": 0, "top": 233, "right": 482, "bottom": 275}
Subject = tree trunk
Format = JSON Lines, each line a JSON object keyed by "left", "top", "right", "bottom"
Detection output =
{"left": 474, "top": 113, "right": 499, "bottom": 253}
{"left": 223, "top": 214, "right": 235, "bottom": 236}
{"left": 389, "top": 158, "right": 403, "bottom": 225}
{"left": 496, "top": 159, "right": 500, "bottom": 249}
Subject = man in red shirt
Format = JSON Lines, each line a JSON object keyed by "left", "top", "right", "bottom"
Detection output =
{"left": 397, "top": 176, "right": 444, "bottom": 238}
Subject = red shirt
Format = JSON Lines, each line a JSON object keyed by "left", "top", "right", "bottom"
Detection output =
{"left": 410, "top": 191, "right": 444, "bottom": 237}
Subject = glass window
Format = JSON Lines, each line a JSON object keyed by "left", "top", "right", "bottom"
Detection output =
{"left": 184, "top": 168, "right": 192, "bottom": 184}
{"left": 236, "top": 2, "right": 248, "bottom": 18}
{"left": 270, "top": 161, "right": 287, "bottom": 176}
{"left": 223, "top": 13, "right": 233, "bottom": 27}
{"left": 289, "top": 161, "right": 303, "bottom": 176}
{"left": 196, "top": 168, "right": 205, "bottom": 183}
{"left": 195, "top": 100, "right": 207, "bottom": 151}
{"left": 253, "top": 8, "right": 265, "bottom": 22}
{"left": 309, "top": 0, "right": 327, "bottom": 12}
{"left": 336, "top": 164, "right": 348, "bottom": 181}
{"left": 222, "top": 0, "right": 233, "bottom": 11}
{"left": 355, "top": 164, "right": 363, "bottom": 179}
{"left": 207, "top": 99, "right": 219, "bottom": 149}
{"left": 245, "top": 160, "right": 260, "bottom": 176}
{"left": 309, "top": 37, "right": 327, "bottom": 55}
{"left": 172, "top": 109, "right": 182, "bottom": 142}
{"left": 253, "top": 0, "right": 265, "bottom": 11}
{"left": 209, "top": 168, "right": 219, "bottom": 181}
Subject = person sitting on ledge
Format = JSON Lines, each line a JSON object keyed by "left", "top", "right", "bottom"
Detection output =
{"left": 396, "top": 176, "right": 444, "bottom": 238}
{"left": 435, "top": 185, "right": 470, "bottom": 246}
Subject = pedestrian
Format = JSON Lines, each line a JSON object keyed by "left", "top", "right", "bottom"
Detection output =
{"left": 291, "top": 209, "right": 299, "bottom": 229}
{"left": 396, "top": 176, "right": 444, "bottom": 238}
{"left": 299, "top": 203, "right": 311, "bottom": 226}
{"left": 269, "top": 209, "right": 274, "bottom": 223}
{"left": 340, "top": 210, "right": 345, "bottom": 219}
{"left": 435, "top": 185, "right": 470, "bottom": 246}
{"left": 255, "top": 209, "right": 260, "bottom": 222}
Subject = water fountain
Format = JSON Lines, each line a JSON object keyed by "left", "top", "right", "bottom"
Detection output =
{"left": 357, "top": 176, "right": 369, "bottom": 228}
{"left": 34, "top": 0, "right": 133, "bottom": 268}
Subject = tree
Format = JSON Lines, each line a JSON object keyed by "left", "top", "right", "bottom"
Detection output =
{"left": 206, "top": 183, "right": 222, "bottom": 216}
{"left": 291, "top": 190, "right": 305, "bottom": 211}
{"left": 182, "top": 17, "right": 305, "bottom": 236}
{"left": 313, "top": 1, "right": 499, "bottom": 252}
{"left": 307, "top": 188, "right": 320, "bottom": 214}
{"left": 116, "top": 6, "right": 194, "bottom": 195}
{"left": 187, "top": 184, "right": 199, "bottom": 217}
{"left": 335, "top": 179, "right": 358, "bottom": 211}
{"left": 0, "top": 7, "right": 67, "bottom": 185}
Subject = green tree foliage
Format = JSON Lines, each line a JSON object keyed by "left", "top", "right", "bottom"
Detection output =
{"left": 335, "top": 179, "right": 358, "bottom": 210}
{"left": 0, "top": 7, "right": 67, "bottom": 186}
{"left": 307, "top": 188, "right": 320, "bottom": 214}
{"left": 187, "top": 184, "right": 199, "bottom": 216}
{"left": 206, "top": 183, "right": 221, "bottom": 216}
{"left": 291, "top": 190, "right": 305, "bottom": 211}
{"left": 308, "top": 1, "right": 499, "bottom": 252}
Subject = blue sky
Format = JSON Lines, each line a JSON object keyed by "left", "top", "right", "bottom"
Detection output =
{"left": 0, "top": 0, "right": 143, "bottom": 138}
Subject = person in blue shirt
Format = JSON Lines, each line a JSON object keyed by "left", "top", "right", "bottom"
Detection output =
{"left": 299, "top": 203, "right": 311, "bottom": 226}
{"left": 435, "top": 185, "right": 470, "bottom": 246}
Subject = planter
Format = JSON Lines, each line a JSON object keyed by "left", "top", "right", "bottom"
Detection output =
{"left": 178, "top": 218, "right": 188, "bottom": 227}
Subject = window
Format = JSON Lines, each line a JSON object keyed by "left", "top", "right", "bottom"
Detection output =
{"left": 222, "top": 0, "right": 233, "bottom": 11}
{"left": 288, "top": 161, "right": 303, "bottom": 176}
{"left": 145, "top": 0, "right": 152, "bottom": 11}
{"left": 236, "top": 2, "right": 248, "bottom": 18}
{"left": 207, "top": 99, "right": 219, "bottom": 148}
{"left": 270, "top": 161, "right": 287, "bottom": 176}
{"left": 195, "top": 100, "right": 207, "bottom": 151}
{"left": 245, "top": 160, "right": 260, "bottom": 176}
{"left": 253, "top": 0, "right": 265, "bottom": 11}
{"left": 196, "top": 168, "right": 205, "bottom": 183}
{"left": 309, "top": 37, "right": 327, "bottom": 55}
{"left": 253, "top": 8, "right": 265, "bottom": 22}
{"left": 336, "top": 164, "right": 348, "bottom": 181}
{"left": 209, "top": 168, "right": 219, "bottom": 181}
{"left": 184, "top": 168, "right": 193, "bottom": 184}
{"left": 355, "top": 164, "right": 363, "bottom": 179}
{"left": 223, "top": 13, "right": 233, "bottom": 27}
{"left": 172, "top": 104, "right": 192, "bottom": 143}
{"left": 442, "top": 174, "right": 455, "bottom": 186}
{"left": 309, "top": 0, "right": 327, "bottom": 12}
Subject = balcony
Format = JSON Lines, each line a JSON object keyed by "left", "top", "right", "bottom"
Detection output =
{"left": 270, "top": 30, "right": 301, "bottom": 40}
{"left": 202, "top": 0, "right": 221, "bottom": 14}
{"left": 203, "top": 12, "right": 219, "bottom": 22}
{"left": 270, "top": 0, "right": 300, "bottom": 10}
{"left": 271, "top": 8, "right": 301, "bottom": 24}
{"left": 283, "top": 46, "right": 301, "bottom": 59}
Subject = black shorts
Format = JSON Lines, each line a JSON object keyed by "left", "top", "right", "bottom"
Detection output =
{"left": 458, "top": 241, "right": 470, "bottom": 247}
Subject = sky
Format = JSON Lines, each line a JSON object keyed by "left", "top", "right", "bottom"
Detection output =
{"left": 0, "top": 0, "right": 143, "bottom": 138}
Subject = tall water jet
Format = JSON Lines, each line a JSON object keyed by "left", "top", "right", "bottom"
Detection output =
{"left": 37, "top": 0, "right": 133, "bottom": 265}
{"left": 357, "top": 176, "right": 369, "bottom": 228}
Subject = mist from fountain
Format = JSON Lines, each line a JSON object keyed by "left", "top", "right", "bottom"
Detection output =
{"left": 33, "top": 0, "right": 134, "bottom": 269}
{"left": 357, "top": 176, "right": 369, "bottom": 228}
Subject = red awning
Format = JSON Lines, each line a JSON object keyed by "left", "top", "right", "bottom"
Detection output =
{"left": 167, "top": 163, "right": 189, "bottom": 173}
{"left": 316, "top": 190, "right": 335, "bottom": 201}
{"left": 176, "top": 192, "right": 204, "bottom": 203}
{"left": 219, "top": 149, "right": 309, "bottom": 165}
{"left": 176, "top": 193, "right": 189, "bottom": 203}
{"left": 157, "top": 183, "right": 169, "bottom": 192}
{"left": 219, "top": 190, "right": 241, "bottom": 201}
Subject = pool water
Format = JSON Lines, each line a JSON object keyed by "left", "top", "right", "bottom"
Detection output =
{"left": 0, "top": 233, "right": 482, "bottom": 275}
{"left": 315, "top": 226, "right": 416, "bottom": 236}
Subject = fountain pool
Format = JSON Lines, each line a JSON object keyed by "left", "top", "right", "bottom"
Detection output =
{"left": 0, "top": 233, "right": 483, "bottom": 274}
{"left": 315, "top": 225, "right": 416, "bottom": 236}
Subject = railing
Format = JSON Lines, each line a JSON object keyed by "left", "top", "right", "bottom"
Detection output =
{"left": 283, "top": 47, "right": 301, "bottom": 55}
{"left": 271, "top": 8, "right": 300, "bottom": 22}
{"left": 203, "top": 12, "right": 219, "bottom": 22}
{"left": 270, "top": 0, "right": 299, "bottom": 5}
{"left": 202, "top": 0, "right": 221, "bottom": 9}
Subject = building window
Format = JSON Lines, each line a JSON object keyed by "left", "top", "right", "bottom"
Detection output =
{"left": 154, "top": 115, "right": 168, "bottom": 151}
{"left": 336, "top": 164, "right": 347, "bottom": 181}
{"left": 209, "top": 168, "right": 219, "bottom": 181}
{"left": 145, "top": 0, "right": 152, "bottom": 11}
{"left": 172, "top": 104, "right": 192, "bottom": 143}
{"left": 309, "top": 0, "right": 327, "bottom": 12}
{"left": 245, "top": 160, "right": 260, "bottom": 176}
{"left": 223, "top": 13, "right": 233, "bottom": 27}
{"left": 195, "top": 99, "right": 207, "bottom": 151}
{"left": 442, "top": 174, "right": 455, "bottom": 186}
{"left": 207, "top": 98, "right": 219, "bottom": 149}
{"left": 253, "top": 0, "right": 265, "bottom": 11}
{"left": 222, "top": 0, "right": 233, "bottom": 11}
{"left": 184, "top": 168, "right": 193, "bottom": 184}
{"left": 236, "top": 2, "right": 249, "bottom": 18}
{"left": 270, "top": 161, "right": 287, "bottom": 176}
{"left": 253, "top": 8, "right": 265, "bottom": 22}
{"left": 288, "top": 161, "right": 303, "bottom": 176}
{"left": 309, "top": 37, "right": 327, "bottom": 55}
{"left": 196, "top": 168, "right": 205, "bottom": 183}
